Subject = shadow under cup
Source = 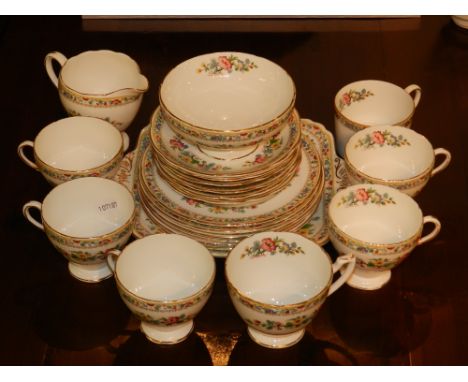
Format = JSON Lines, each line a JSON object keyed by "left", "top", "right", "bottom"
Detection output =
{"left": 23, "top": 177, "right": 135, "bottom": 283}
{"left": 328, "top": 184, "right": 441, "bottom": 290}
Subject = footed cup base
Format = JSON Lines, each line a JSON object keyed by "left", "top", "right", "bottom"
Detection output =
{"left": 342, "top": 267, "right": 391, "bottom": 290}
{"left": 247, "top": 327, "right": 305, "bottom": 349}
{"left": 141, "top": 320, "right": 194, "bottom": 345}
{"left": 68, "top": 262, "right": 113, "bottom": 283}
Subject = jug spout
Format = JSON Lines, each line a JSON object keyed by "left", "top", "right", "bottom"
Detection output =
{"left": 110, "top": 74, "right": 149, "bottom": 97}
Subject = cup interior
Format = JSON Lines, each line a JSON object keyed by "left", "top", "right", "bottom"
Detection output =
{"left": 329, "top": 184, "right": 423, "bottom": 244}
{"left": 226, "top": 232, "right": 331, "bottom": 306}
{"left": 160, "top": 52, "right": 295, "bottom": 131}
{"left": 335, "top": 80, "right": 414, "bottom": 125}
{"left": 35, "top": 117, "right": 122, "bottom": 171}
{"left": 116, "top": 234, "right": 215, "bottom": 301}
{"left": 42, "top": 177, "right": 134, "bottom": 238}
{"left": 346, "top": 126, "right": 434, "bottom": 180}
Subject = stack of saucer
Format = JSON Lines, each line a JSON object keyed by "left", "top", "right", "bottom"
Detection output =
{"left": 137, "top": 52, "right": 325, "bottom": 253}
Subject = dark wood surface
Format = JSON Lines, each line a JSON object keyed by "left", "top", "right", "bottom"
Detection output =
{"left": 1, "top": 15, "right": 467, "bottom": 366}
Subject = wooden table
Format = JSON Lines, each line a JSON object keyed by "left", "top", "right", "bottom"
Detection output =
{"left": 1, "top": 15, "right": 467, "bottom": 365}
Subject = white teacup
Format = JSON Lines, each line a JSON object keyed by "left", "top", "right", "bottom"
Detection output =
{"left": 328, "top": 184, "right": 441, "bottom": 290}
{"left": 107, "top": 234, "right": 216, "bottom": 345}
{"left": 18, "top": 116, "right": 129, "bottom": 186}
{"left": 334, "top": 79, "right": 421, "bottom": 157}
{"left": 345, "top": 125, "right": 451, "bottom": 196}
{"left": 225, "top": 231, "right": 355, "bottom": 349}
{"left": 45, "top": 50, "right": 149, "bottom": 131}
{"left": 23, "top": 177, "right": 135, "bottom": 282}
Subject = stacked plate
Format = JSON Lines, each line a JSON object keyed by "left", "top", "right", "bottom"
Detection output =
{"left": 136, "top": 52, "right": 325, "bottom": 253}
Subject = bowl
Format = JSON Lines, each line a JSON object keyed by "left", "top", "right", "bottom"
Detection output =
{"left": 159, "top": 52, "right": 296, "bottom": 149}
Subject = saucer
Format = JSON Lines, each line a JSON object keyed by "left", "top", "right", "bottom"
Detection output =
{"left": 158, "top": 108, "right": 299, "bottom": 174}
{"left": 113, "top": 120, "right": 346, "bottom": 256}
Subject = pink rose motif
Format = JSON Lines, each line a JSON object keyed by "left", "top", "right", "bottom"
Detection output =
{"left": 167, "top": 316, "right": 180, "bottom": 325}
{"left": 170, "top": 138, "right": 185, "bottom": 150}
{"left": 371, "top": 131, "right": 385, "bottom": 145}
{"left": 260, "top": 238, "right": 276, "bottom": 252}
{"left": 342, "top": 93, "right": 351, "bottom": 105}
{"left": 218, "top": 56, "right": 232, "bottom": 71}
{"left": 254, "top": 155, "right": 265, "bottom": 164}
{"left": 355, "top": 188, "right": 369, "bottom": 202}
{"left": 186, "top": 198, "right": 197, "bottom": 206}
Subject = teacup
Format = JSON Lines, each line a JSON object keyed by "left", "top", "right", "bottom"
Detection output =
{"left": 45, "top": 50, "right": 149, "bottom": 131}
{"left": 159, "top": 51, "right": 296, "bottom": 149}
{"left": 18, "top": 116, "right": 129, "bottom": 186}
{"left": 344, "top": 125, "right": 451, "bottom": 196}
{"left": 225, "top": 231, "right": 355, "bottom": 349}
{"left": 23, "top": 177, "right": 135, "bottom": 283}
{"left": 107, "top": 234, "right": 215, "bottom": 345}
{"left": 327, "top": 184, "right": 441, "bottom": 290}
{"left": 334, "top": 79, "right": 421, "bottom": 157}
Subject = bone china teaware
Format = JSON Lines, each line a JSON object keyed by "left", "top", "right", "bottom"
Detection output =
{"left": 334, "top": 79, "right": 421, "bottom": 157}
{"left": 107, "top": 234, "right": 215, "bottom": 345}
{"left": 23, "top": 177, "right": 135, "bottom": 283}
{"left": 159, "top": 51, "right": 296, "bottom": 149}
{"left": 18, "top": 116, "right": 129, "bottom": 186}
{"left": 225, "top": 231, "right": 355, "bottom": 349}
{"left": 328, "top": 184, "right": 441, "bottom": 290}
{"left": 344, "top": 125, "right": 451, "bottom": 196}
{"left": 45, "top": 49, "right": 149, "bottom": 131}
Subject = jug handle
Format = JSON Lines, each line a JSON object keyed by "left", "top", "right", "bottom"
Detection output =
{"left": 45, "top": 51, "right": 68, "bottom": 88}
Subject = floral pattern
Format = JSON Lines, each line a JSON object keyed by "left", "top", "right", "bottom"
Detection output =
{"left": 65, "top": 108, "right": 123, "bottom": 129}
{"left": 197, "top": 55, "right": 258, "bottom": 75}
{"left": 243, "top": 134, "right": 283, "bottom": 167}
{"left": 240, "top": 237, "right": 305, "bottom": 259}
{"left": 227, "top": 283, "right": 327, "bottom": 316}
{"left": 245, "top": 315, "right": 312, "bottom": 331}
{"left": 356, "top": 256, "right": 403, "bottom": 270}
{"left": 168, "top": 136, "right": 230, "bottom": 172}
{"left": 328, "top": 222, "right": 420, "bottom": 257}
{"left": 133, "top": 312, "right": 194, "bottom": 326}
{"left": 59, "top": 85, "right": 141, "bottom": 107}
{"left": 118, "top": 284, "right": 213, "bottom": 313}
{"left": 337, "top": 187, "right": 396, "bottom": 207}
{"left": 338, "top": 88, "right": 374, "bottom": 110}
{"left": 354, "top": 130, "right": 411, "bottom": 149}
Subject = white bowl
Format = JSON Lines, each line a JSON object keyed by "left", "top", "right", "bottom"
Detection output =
{"left": 159, "top": 52, "right": 296, "bottom": 149}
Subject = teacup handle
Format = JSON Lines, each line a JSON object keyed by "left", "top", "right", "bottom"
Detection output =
{"left": 329, "top": 254, "right": 356, "bottom": 296}
{"left": 418, "top": 216, "right": 441, "bottom": 246}
{"left": 431, "top": 148, "right": 452, "bottom": 177}
{"left": 404, "top": 84, "right": 422, "bottom": 108}
{"left": 106, "top": 249, "right": 122, "bottom": 273}
{"left": 122, "top": 132, "right": 130, "bottom": 152}
{"left": 17, "top": 141, "right": 38, "bottom": 170}
{"left": 44, "top": 51, "right": 68, "bottom": 88}
{"left": 22, "top": 201, "right": 44, "bottom": 231}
